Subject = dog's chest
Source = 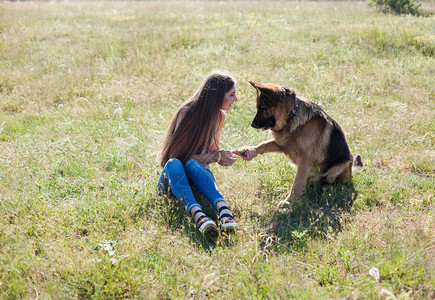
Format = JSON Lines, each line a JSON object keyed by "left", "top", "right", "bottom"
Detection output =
{"left": 272, "top": 130, "right": 298, "bottom": 149}
{"left": 271, "top": 131, "right": 300, "bottom": 160}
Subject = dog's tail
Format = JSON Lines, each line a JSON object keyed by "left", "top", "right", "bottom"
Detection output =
{"left": 352, "top": 154, "right": 364, "bottom": 172}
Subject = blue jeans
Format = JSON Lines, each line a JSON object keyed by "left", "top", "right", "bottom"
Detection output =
{"left": 157, "top": 158, "right": 225, "bottom": 213}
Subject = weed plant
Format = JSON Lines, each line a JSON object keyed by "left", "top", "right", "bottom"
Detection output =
{"left": 369, "top": 0, "right": 422, "bottom": 15}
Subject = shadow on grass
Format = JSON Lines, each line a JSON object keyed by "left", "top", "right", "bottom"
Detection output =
{"left": 154, "top": 180, "right": 358, "bottom": 251}
{"left": 263, "top": 180, "right": 359, "bottom": 251}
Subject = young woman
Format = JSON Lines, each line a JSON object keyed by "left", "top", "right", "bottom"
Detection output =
{"left": 158, "top": 71, "right": 255, "bottom": 234}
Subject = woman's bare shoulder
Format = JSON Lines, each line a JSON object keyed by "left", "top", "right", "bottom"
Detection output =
{"left": 220, "top": 110, "right": 226, "bottom": 122}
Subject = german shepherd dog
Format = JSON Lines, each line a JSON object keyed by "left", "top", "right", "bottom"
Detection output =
{"left": 239, "top": 81, "right": 363, "bottom": 207}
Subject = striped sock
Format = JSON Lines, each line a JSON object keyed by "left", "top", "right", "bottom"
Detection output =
{"left": 216, "top": 200, "right": 234, "bottom": 221}
{"left": 190, "top": 206, "right": 208, "bottom": 226}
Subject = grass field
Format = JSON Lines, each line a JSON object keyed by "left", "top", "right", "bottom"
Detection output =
{"left": 0, "top": 1, "right": 434, "bottom": 298}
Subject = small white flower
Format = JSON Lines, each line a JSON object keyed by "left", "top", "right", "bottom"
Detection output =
{"left": 380, "top": 288, "right": 397, "bottom": 300}
{"left": 369, "top": 267, "right": 380, "bottom": 282}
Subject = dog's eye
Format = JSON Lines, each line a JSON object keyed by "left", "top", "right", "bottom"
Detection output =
{"left": 259, "top": 97, "right": 271, "bottom": 110}
{"left": 259, "top": 101, "right": 271, "bottom": 109}
{"left": 258, "top": 107, "right": 268, "bottom": 113}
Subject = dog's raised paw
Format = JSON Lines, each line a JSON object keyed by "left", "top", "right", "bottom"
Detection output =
{"left": 237, "top": 149, "right": 248, "bottom": 157}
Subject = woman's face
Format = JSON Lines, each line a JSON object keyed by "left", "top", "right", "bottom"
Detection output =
{"left": 221, "top": 85, "right": 238, "bottom": 111}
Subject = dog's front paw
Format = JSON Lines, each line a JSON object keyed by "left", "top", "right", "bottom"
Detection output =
{"left": 236, "top": 147, "right": 249, "bottom": 157}
{"left": 277, "top": 200, "right": 292, "bottom": 213}
{"left": 235, "top": 147, "right": 257, "bottom": 160}
{"left": 278, "top": 199, "right": 291, "bottom": 207}
{"left": 278, "top": 194, "right": 297, "bottom": 208}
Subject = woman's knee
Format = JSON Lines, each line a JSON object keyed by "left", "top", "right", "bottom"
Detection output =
{"left": 184, "top": 159, "right": 202, "bottom": 170}
{"left": 185, "top": 159, "right": 215, "bottom": 183}
{"left": 165, "top": 158, "right": 184, "bottom": 172}
{"left": 184, "top": 159, "right": 206, "bottom": 178}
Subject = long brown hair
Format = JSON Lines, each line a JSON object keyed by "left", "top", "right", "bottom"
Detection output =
{"left": 160, "top": 71, "right": 235, "bottom": 167}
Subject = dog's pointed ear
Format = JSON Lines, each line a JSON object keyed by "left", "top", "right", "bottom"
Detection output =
{"left": 249, "top": 81, "right": 258, "bottom": 89}
{"left": 249, "top": 81, "right": 273, "bottom": 96}
{"left": 282, "top": 86, "right": 296, "bottom": 101}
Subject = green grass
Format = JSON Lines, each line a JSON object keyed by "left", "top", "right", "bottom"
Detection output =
{"left": 0, "top": 1, "right": 434, "bottom": 298}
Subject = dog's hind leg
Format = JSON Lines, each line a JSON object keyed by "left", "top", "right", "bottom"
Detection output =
{"left": 320, "top": 160, "right": 352, "bottom": 190}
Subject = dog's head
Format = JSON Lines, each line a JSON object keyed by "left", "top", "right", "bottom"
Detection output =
{"left": 249, "top": 81, "right": 297, "bottom": 131}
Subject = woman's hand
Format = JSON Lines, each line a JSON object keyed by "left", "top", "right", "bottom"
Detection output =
{"left": 217, "top": 150, "right": 237, "bottom": 167}
{"left": 233, "top": 148, "right": 257, "bottom": 161}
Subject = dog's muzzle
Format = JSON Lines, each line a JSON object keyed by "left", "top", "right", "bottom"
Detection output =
{"left": 251, "top": 117, "right": 275, "bottom": 130}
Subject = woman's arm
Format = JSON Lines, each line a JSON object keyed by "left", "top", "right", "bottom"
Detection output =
{"left": 190, "top": 150, "right": 237, "bottom": 166}
{"left": 190, "top": 151, "right": 220, "bottom": 165}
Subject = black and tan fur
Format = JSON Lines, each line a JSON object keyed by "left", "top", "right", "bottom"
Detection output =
{"left": 239, "top": 81, "right": 363, "bottom": 207}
